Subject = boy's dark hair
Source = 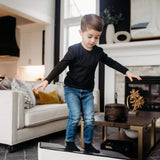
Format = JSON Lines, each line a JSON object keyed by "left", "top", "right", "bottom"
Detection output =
{"left": 81, "top": 14, "right": 103, "bottom": 32}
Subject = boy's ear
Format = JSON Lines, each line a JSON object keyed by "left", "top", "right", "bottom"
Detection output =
{"left": 79, "top": 29, "right": 83, "bottom": 36}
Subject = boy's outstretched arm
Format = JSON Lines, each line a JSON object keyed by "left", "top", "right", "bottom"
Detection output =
{"left": 126, "top": 70, "right": 142, "bottom": 82}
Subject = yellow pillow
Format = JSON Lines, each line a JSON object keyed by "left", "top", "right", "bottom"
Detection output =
{"left": 33, "top": 91, "right": 40, "bottom": 104}
{"left": 38, "top": 90, "right": 61, "bottom": 104}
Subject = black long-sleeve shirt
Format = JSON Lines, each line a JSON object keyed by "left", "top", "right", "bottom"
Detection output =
{"left": 45, "top": 43, "right": 128, "bottom": 91}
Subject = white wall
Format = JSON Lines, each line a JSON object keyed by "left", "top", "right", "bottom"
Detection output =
{"left": 0, "top": 0, "right": 55, "bottom": 78}
{"left": 18, "top": 24, "right": 45, "bottom": 66}
{"left": 0, "top": 57, "right": 19, "bottom": 80}
{"left": 0, "top": 0, "right": 54, "bottom": 24}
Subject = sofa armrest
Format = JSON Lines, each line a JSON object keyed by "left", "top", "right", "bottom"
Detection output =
{"left": 0, "top": 90, "right": 18, "bottom": 144}
{"left": 17, "top": 91, "right": 25, "bottom": 129}
{"left": 93, "top": 89, "right": 100, "bottom": 113}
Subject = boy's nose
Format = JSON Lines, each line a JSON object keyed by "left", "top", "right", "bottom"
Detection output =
{"left": 91, "top": 38, "right": 96, "bottom": 43}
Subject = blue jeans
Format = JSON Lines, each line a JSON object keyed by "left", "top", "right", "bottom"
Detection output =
{"left": 64, "top": 85, "right": 95, "bottom": 144}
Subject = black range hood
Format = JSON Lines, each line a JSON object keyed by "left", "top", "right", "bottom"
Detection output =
{"left": 0, "top": 16, "right": 19, "bottom": 57}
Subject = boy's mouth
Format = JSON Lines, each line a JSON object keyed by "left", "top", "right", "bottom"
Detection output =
{"left": 89, "top": 43, "right": 95, "bottom": 46}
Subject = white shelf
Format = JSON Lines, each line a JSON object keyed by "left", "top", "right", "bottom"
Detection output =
{"left": 99, "top": 39, "right": 160, "bottom": 49}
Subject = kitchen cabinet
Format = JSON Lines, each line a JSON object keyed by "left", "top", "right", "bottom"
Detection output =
{"left": 18, "top": 23, "right": 45, "bottom": 66}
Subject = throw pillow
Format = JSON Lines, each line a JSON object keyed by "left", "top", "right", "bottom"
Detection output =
{"left": 0, "top": 77, "right": 11, "bottom": 90}
{"left": 11, "top": 78, "right": 36, "bottom": 109}
{"left": 38, "top": 90, "right": 60, "bottom": 104}
{"left": 33, "top": 90, "right": 64, "bottom": 105}
{"left": 33, "top": 90, "right": 41, "bottom": 104}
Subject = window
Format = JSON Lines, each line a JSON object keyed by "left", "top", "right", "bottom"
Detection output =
{"left": 59, "top": 0, "right": 99, "bottom": 81}
{"left": 68, "top": 26, "right": 81, "bottom": 46}
{"left": 64, "top": 0, "right": 96, "bottom": 19}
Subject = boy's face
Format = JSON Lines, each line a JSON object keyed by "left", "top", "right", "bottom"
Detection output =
{"left": 79, "top": 28, "right": 102, "bottom": 51}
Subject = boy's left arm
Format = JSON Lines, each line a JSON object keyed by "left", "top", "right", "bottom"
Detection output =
{"left": 126, "top": 70, "right": 142, "bottom": 82}
{"left": 100, "top": 51, "right": 142, "bottom": 82}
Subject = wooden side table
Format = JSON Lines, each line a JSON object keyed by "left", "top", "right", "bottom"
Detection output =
{"left": 80, "top": 111, "right": 160, "bottom": 160}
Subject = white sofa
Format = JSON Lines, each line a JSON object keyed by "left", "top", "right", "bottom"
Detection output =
{"left": 0, "top": 82, "right": 100, "bottom": 151}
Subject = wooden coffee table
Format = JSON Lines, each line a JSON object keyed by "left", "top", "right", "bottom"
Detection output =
{"left": 80, "top": 111, "right": 160, "bottom": 160}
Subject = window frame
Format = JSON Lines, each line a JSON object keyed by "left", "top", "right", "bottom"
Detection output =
{"left": 59, "top": 0, "right": 100, "bottom": 82}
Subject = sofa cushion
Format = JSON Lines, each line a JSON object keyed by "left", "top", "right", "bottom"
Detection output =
{"left": 11, "top": 78, "right": 36, "bottom": 109}
{"left": 38, "top": 83, "right": 57, "bottom": 93}
{"left": 25, "top": 103, "right": 69, "bottom": 127}
{"left": 25, "top": 103, "right": 99, "bottom": 127}
{"left": 55, "top": 82, "right": 65, "bottom": 101}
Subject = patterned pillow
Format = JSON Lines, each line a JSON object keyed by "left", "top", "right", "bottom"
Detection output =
{"left": 11, "top": 79, "right": 36, "bottom": 109}
{"left": 0, "top": 77, "right": 11, "bottom": 90}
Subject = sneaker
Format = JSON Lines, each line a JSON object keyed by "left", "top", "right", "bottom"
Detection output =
{"left": 84, "top": 143, "right": 100, "bottom": 153}
{"left": 65, "top": 142, "right": 80, "bottom": 152}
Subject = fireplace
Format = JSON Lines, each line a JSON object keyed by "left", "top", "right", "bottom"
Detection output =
{"left": 100, "top": 40, "right": 160, "bottom": 107}
{"left": 125, "top": 76, "right": 160, "bottom": 111}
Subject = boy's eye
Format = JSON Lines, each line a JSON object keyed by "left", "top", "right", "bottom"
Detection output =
{"left": 88, "top": 36, "right": 99, "bottom": 39}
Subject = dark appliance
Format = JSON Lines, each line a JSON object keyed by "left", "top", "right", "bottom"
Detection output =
{"left": 0, "top": 16, "right": 19, "bottom": 57}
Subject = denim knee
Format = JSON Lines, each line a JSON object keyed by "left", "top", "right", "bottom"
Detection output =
{"left": 69, "top": 116, "right": 81, "bottom": 126}
{"left": 84, "top": 118, "right": 94, "bottom": 126}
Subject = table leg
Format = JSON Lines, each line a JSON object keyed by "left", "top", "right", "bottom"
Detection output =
{"left": 80, "top": 120, "right": 84, "bottom": 148}
{"left": 151, "top": 118, "right": 156, "bottom": 148}
{"left": 130, "top": 126, "right": 143, "bottom": 160}
{"left": 103, "top": 126, "right": 107, "bottom": 141}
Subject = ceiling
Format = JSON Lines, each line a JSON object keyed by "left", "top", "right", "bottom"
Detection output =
{"left": 0, "top": 8, "right": 34, "bottom": 26}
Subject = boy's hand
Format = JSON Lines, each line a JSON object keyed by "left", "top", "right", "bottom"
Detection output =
{"left": 126, "top": 71, "right": 142, "bottom": 82}
{"left": 32, "top": 80, "right": 49, "bottom": 91}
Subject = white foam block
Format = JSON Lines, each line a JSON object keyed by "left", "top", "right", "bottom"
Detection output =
{"left": 38, "top": 142, "right": 127, "bottom": 160}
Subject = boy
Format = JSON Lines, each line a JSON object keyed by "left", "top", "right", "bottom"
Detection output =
{"left": 33, "top": 14, "right": 141, "bottom": 153}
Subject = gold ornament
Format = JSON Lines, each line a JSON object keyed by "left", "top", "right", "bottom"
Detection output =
{"left": 127, "top": 89, "right": 144, "bottom": 111}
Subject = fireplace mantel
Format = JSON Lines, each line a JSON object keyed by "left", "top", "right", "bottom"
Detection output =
{"left": 99, "top": 40, "right": 160, "bottom": 104}
{"left": 99, "top": 40, "right": 160, "bottom": 66}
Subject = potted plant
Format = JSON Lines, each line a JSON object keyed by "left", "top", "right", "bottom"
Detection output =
{"left": 101, "top": 8, "right": 124, "bottom": 43}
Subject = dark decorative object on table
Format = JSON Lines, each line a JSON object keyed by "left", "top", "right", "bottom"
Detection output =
{"left": 104, "top": 92, "right": 128, "bottom": 122}
{"left": 126, "top": 89, "right": 144, "bottom": 112}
